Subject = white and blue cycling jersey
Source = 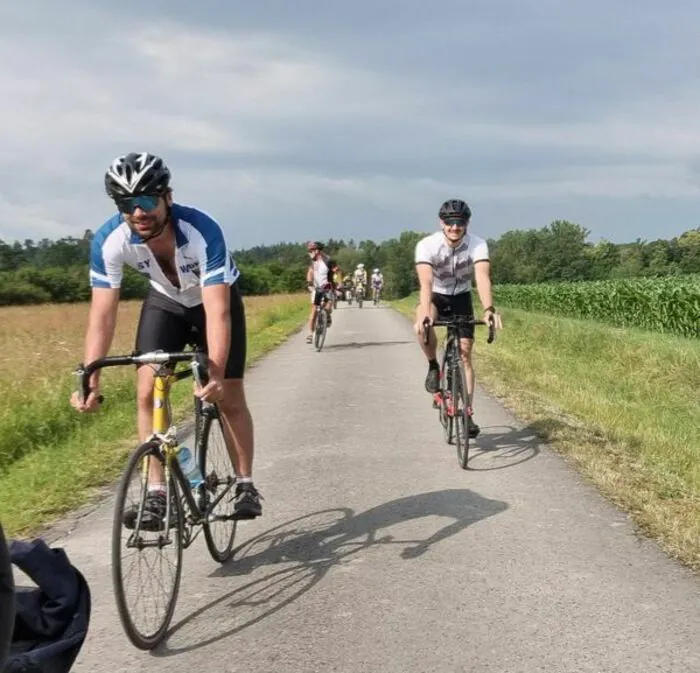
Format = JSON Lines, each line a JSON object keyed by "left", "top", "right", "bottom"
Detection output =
{"left": 89, "top": 203, "right": 239, "bottom": 308}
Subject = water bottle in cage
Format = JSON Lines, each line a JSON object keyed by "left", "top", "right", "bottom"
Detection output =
{"left": 176, "top": 446, "right": 204, "bottom": 488}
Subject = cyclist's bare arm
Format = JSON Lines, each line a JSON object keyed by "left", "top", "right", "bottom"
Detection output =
{"left": 85, "top": 287, "right": 120, "bottom": 377}
{"left": 200, "top": 284, "right": 231, "bottom": 398}
{"left": 72, "top": 288, "right": 120, "bottom": 411}
{"left": 415, "top": 263, "right": 434, "bottom": 333}
{"left": 473, "top": 260, "right": 503, "bottom": 328}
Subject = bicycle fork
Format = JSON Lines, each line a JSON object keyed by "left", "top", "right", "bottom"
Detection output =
{"left": 433, "top": 357, "right": 473, "bottom": 419}
{"left": 130, "top": 373, "right": 179, "bottom": 549}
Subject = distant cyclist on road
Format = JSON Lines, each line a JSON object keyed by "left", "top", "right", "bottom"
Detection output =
{"left": 413, "top": 199, "right": 503, "bottom": 437}
{"left": 305, "top": 241, "right": 336, "bottom": 344}
{"left": 331, "top": 262, "right": 344, "bottom": 304}
{"left": 342, "top": 273, "right": 354, "bottom": 302}
{"left": 70, "top": 152, "right": 262, "bottom": 525}
{"left": 353, "top": 263, "right": 368, "bottom": 300}
{"left": 371, "top": 268, "right": 384, "bottom": 302}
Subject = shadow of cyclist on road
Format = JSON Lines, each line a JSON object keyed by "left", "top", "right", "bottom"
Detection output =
{"left": 322, "top": 340, "right": 414, "bottom": 352}
{"left": 155, "top": 488, "right": 507, "bottom": 656}
{"left": 467, "top": 423, "right": 541, "bottom": 471}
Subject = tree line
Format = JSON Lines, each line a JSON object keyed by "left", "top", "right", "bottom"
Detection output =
{"left": 0, "top": 222, "right": 699, "bottom": 305}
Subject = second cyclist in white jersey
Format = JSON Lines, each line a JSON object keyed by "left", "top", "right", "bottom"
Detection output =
{"left": 413, "top": 199, "right": 503, "bottom": 437}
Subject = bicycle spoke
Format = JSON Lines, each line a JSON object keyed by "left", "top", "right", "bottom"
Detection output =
{"left": 201, "top": 408, "right": 238, "bottom": 563}
{"left": 112, "top": 443, "right": 183, "bottom": 649}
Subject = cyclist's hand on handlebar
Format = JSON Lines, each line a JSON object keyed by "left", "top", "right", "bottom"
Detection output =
{"left": 414, "top": 311, "right": 432, "bottom": 335}
{"left": 195, "top": 376, "right": 225, "bottom": 403}
{"left": 483, "top": 309, "right": 503, "bottom": 330}
{"left": 70, "top": 388, "right": 101, "bottom": 413}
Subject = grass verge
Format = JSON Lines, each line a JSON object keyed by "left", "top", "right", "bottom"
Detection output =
{"left": 392, "top": 295, "right": 700, "bottom": 571}
{"left": 0, "top": 294, "right": 309, "bottom": 537}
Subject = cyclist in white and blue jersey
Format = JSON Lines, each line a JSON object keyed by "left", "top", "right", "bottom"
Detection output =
{"left": 70, "top": 152, "right": 262, "bottom": 524}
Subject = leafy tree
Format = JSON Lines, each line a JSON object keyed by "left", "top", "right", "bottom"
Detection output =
{"left": 0, "top": 220, "right": 699, "bottom": 305}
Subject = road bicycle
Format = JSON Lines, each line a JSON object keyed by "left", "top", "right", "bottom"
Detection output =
{"left": 423, "top": 316, "right": 495, "bottom": 469}
{"left": 345, "top": 285, "right": 354, "bottom": 305}
{"left": 372, "top": 285, "right": 382, "bottom": 305}
{"left": 355, "top": 283, "right": 365, "bottom": 308}
{"left": 75, "top": 347, "right": 239, "bottom": 650}
{"left": 312, "top": 286, "right": 334, "bottom": 351}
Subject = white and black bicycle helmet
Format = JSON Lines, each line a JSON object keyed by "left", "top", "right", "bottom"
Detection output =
{"left": 105, "top": 152, "right": 171, "bottom": 199}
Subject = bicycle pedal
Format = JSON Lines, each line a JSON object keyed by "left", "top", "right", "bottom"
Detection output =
{"left": 224, "top": 511, "right": 259, "bottom": 521}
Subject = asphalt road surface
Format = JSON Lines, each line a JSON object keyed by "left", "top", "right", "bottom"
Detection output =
{"left": 42, "top": 300, "right": 700, "bottom": 672}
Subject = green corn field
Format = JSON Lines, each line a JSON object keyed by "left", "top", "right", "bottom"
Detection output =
{"left": 493, "top": 275, "right": 700, "bottom": 338}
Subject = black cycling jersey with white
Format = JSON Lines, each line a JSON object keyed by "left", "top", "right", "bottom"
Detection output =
{"left": 414, "top": 231, "right": 489, "bottom": 295}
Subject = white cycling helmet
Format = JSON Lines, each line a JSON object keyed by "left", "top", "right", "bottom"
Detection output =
{"left": 357, "top": 263, "right": 364, "bottom": 268}
{"left": 373, "top": 268, "right": 380, "bottom": 273}
{"left": 105, "top": 152, "right": 171, "bottom": 198}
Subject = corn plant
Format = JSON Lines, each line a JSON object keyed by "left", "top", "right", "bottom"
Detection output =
{"left": 494, "top": 276, "right": 700, "bottom": 338}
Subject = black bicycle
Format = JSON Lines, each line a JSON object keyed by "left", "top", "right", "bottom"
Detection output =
{"left": 312, "top": 287, "right": 334, "bottom": 351}
{"left": 75, "top": 348, "right": 239, "bottom": 649}
{"left": 356, "top": 283, "right": 364, "bottom": 308}
{"left": 423, "top": 316, "right": 495, "bottom": 469}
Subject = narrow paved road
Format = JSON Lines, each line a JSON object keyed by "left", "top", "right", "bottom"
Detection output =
{"left": 44, "top": 301, "right": 699, "bottom": 672}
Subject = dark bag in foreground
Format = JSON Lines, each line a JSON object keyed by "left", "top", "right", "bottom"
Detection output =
{"left": 2, "top": 539, "right": 91, "bottom": 673}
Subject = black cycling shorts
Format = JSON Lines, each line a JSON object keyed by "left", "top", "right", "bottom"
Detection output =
{"left": 135, "top": 283, "right": 247, "bottom": 379}
{"left": 431, "top": 291, "right": 475, "bottom": 339}
{"left": 312, "top": 289, "right": 332, "bottom": 306}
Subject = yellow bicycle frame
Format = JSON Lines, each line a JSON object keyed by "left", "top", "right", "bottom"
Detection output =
{"left": 152, "top": 371, "right": 174, "bottom": 435}
{"left": 143, "top": 369, "right": 181, "bottom": 479}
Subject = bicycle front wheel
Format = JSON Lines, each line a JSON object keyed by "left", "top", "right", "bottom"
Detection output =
{"left": 315, "top": 308, "right": 328, "bottom": 351}
{"left": 200, "top": 405, "right": 238, "bottom": 563}
{"left": 452, "top": 357, "right": 471, "bottom": 469}
{"left": 439, "top": 347, "right": 453, "bottom": 443}
{"left": 112, "top": 441, "right": 183, "bottom": 650}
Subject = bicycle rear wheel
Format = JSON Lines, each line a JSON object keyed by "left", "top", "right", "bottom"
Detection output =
{"left": 200, "top": 404, "right": 238, "bottom": 563}
{"left": 112, "top": 441, "right": 183, "bottom": 650}
{"left": 315, "top": 308, "right": 328, "bottom": 351}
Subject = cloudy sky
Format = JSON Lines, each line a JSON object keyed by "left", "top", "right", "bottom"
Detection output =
{"left": 1, "top": 0, "right": 699, "bottom": 248}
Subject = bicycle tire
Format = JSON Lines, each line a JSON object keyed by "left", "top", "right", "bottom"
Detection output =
{"left": 439, "top": 345, "right": 453, "bottom": 443}
{"left": 194, "top": 395, "right": 203, "bottom": 447}
{"left": 453, "top": 356, "right": 470, "bottom": 469}
{"left": 315, "top": 308, "right": 328, "bottom": 351}
{"left": 112, "top": 441, "right": 183, "bottom": 650}
{"left": 200, "top": 406, "right": 238, "bottom": 563}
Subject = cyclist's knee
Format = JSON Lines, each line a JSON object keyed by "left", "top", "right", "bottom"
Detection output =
{"left": 459, "top": 338, "right": 474, "bottom": 359}
{"left": 220, "top": 380, "right": 249, "bottom": 415}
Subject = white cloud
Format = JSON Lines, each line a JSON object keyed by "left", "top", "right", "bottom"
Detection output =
{"left": 1, "top": 3, "right": 700, "bottom": 245}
